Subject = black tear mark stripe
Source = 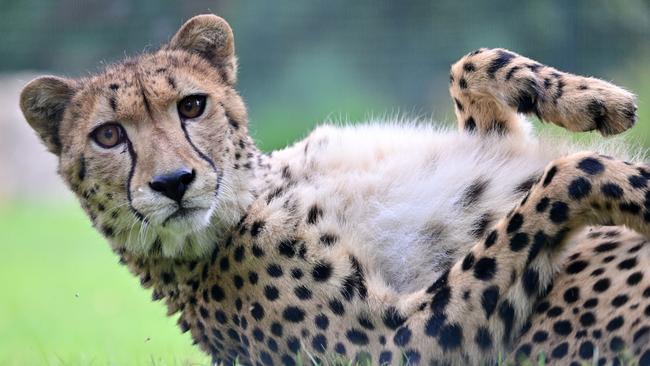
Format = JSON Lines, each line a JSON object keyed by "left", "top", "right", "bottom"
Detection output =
{"left": 125, "top": 139, "right": 147, "bottom": 222}
{"left": 180, "top": 121, "right": 221, "bottom": 193}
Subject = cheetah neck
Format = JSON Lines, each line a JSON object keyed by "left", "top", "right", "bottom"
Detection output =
{"left": 113, "top": 133, "right": 275, "bottom": 316}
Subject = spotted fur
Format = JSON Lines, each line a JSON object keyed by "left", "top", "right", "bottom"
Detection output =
{"left": 19, "top": 14, "right": 649, "bottom": 366}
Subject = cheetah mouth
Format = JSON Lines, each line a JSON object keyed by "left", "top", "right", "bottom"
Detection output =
{"left": 162, "top": 206, "right": 210, "bottom": 227}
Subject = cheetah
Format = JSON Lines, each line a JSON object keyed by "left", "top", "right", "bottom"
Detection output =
{"left": 19, "top": 14, "right": 650, "bottom": 366}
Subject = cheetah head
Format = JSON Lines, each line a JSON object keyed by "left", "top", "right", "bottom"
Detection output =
{"left": 19, "top": 15, "right": 252, "bottom": 257}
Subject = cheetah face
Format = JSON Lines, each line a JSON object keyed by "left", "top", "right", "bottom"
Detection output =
{"left": 19, "top": 15, "right": 249, "bottom": 257}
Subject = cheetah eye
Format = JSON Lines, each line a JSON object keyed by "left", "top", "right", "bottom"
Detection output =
{"left": 177, "top": 94, "right": 207, "bottom": 120}
{"left": 90, "top": 123, "right": 126, "bottom": 149}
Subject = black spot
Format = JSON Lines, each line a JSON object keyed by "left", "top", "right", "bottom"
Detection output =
{"left": 357, "top": 315, "right": 374, "bottom": 330}
{"left": 311, "top": 334, "right": 327, "bottom": 353}
{"left": 542, "top": 166, "right": 557, "bottom": 187}
{"left": 536, "top": 197, "right": 550, "bottom": 212}
{"left": 379, "top": 351, "right": 392, "bottom": 365}
{"left": 234, "top": 245, "right": 245, "bottom": 262}
{"left": 454, "top": 98, "right": 464, "bottom": 112}
{"left": 505, "top": 65, "right": 521, "bottom": 80}
{"left": 617, "top": 257, "right": 637, "bottom": 270}
{"left": 459, "top": 78, "right": 468, "bottom": 89}
{"left": 549, "top": 201, "right": 569, "bottom": 223}
{"left": 210, "top": 285, "right": 225, "bottom": 302}
{"left": 566, "top": 260, "right": 589, "bottom": 274}
{"left": 516, "top": 344, "right": 532, "bottom": 360}
{"left": 463, "top": 62, "right": 476, "bottom": 72}
{"left": 595, "top": 241, "right": 619, "bottom": 252}
{"left": 607, "top": 316, "right": 625, "bottom": 332}
{"left": 430, "top": 285, "right": 451, "bottom": 313}
{"left": 109, "top": 96, "right": 117, "bottom": 111}
{"left": 403, "top": 350, "right": 420, "bottom": 365}
{"left": 219, "top": 256, "right": 230, "bottom": 272}
{"left": 251, "top": 245, "right": 265, "bottom": 258}
{"left": 109, "top": 83, "right": 119, "bottom": 91}
{"left": 579, "top": 312, "right": 596, "bottom": 327}
{"left": 471, "top": 212, "right": 493, "bottom": 238}
{"left": 166, "top": 76, "right": 176, "bottom": 89}
{"left": 319, "top": 233, "right": 338, "bottom": 246}
{"left": 577, "top": 157, "right": 605, "bottom": 175}
{"left": 522, "top": 268, "right": 540, "bottom": 296}
{"left": 250, "top": 302, "right": 264, "bottom": 321}
{"left": 77, "top": 156, "right": 86, "bottom": 181}
{"left": 382, "top": 306, "right": 406, "bottom": 330}
{"left": 610, "top": 336, "right": 625, "bottom": 352}
{"left": 481, "top": 286, "right": 499, "bottom": 319}
{"left": 315, "top": 314, "right": 329, "bottom": 330}
{"left": 487, "top": 50, "right": 516, "bottom": 78}
{"left": 294, "top": 285, "right": 312, "bottom": 300}
{"left": 424, "top": 312, "right": 446, "bottom": 337}
{"left": 485, "top": 230, "right": 498, "bottom": 248}
{"left": 312, "top": 261, "right": 333, "bottom": 282}
{"left": 532, "top": 330, "right": 548, "bottom": 343}
{"left": 602, "top": 183, "right": 624, "bottom": 199}
{"left": 515, "top": 176, "right": 538, "bottom": 194}
{"left": 610, "top": 294, "right": 629, "bottom": 308}
{"left": 513, "top": 78, "right": 541, "bottom": 114}
{"left": 270, "top": 322, "right": 283, "bottom": 337}
{"left": 629, "top": 174, "right": 648, "bottom": 189}
{"left": 393, "top": 326, "right": 412, "bottom": 347}
{"left": 627, "top": 271, "right": 643, "bottom": 286}
{"left": 461, "top": 253, "right": 475, "bottom": 271}
{"left": 507, "top": 213, "right": 524, "bottom": 233}
{"left": 620, "top": 201, "right": 641, "bottom": 215}
{"left": 277, "top": 239, "right": 297, "bottom": 258}
{"left": 232, "top": 275, "right": 244, "bottom": 289}
{"left": 593, "top": 278, "right": 611, "bottom": 293}
{"left": 498, "top": 301, "right": 515, "bottom": 341}
{"left": 248, "top": 271, "right": 259, "bottom": 285}
{"left": 551, "top": 342, "right": 569, "bottom": 359}
{"left": 291, "top": 268, "right": 303, "bottom": 279}
{"left": 461, "top": 179, "right": 488, "bottom": 207}
{"left": 346, "top": 328, "right": 369, "bottom": 345}
{"left": 250, "top": 220, "right": 265, "bottom": 237}
{"left": 568, "top": 177, "right": 592, "bottom": 200}
{"left": 282, "top": 306, "right": 305, "bottom": 323}
{"left": 264, "top": 285, "right": 279, "bottom": 301}
{"left": 465, "top": 117, "right": 476, "bottom": 132}
{"left": 475, "top": 326, "right": 492, "bottom": 350}
{"left": 329, "top": 299, "right": 345, "bottom": 316}
{"left": 563, "top": 287, "right": 580, "bottom": 303}
{"left": 438, "top": 323, "right": 463, "bottom": 350}
{"left": 266, "top": 263, "right": 283, "bottom": 277}
{"left": 473, "top": 257, "right": 497, "bottom": 281}
{"left": 287, "top": 337, "right": 300, "bottom": 353}
{"left": 510, "top": 232, "right": 529, "bottom": 252}
{"left": 307, "top": 205, "right": 323, "bottom": 224}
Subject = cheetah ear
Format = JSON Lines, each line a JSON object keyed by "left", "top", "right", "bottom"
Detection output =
{"left": 168, "top": 14, "right": 238, "bottom": 85}
{"left": 19, "top": 76, "right": 77, "bottom": 156}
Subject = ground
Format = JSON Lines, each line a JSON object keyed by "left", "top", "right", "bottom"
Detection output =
{"left": 0, "top": 202, "right": 210, "bottom": 366}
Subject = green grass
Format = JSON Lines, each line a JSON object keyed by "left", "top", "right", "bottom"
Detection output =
{"left": 0, "top": 201, "right": 210, "bottom": 366}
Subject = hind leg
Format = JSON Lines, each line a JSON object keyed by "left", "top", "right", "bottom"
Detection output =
{"left": 394, "top": 153, "right": 649, "bottom": 365}
{"left": 449, "top": 48, "right": 637, "bottom": 137}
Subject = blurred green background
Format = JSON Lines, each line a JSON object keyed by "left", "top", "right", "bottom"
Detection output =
{"left": 0, "top": 1, "right": 648, "bottom": 365}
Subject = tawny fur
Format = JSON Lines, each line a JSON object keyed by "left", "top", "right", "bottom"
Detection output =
{"left": 19, "top": 15, "right": 650, "bottom": 366}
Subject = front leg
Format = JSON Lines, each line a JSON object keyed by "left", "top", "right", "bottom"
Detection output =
{"left": 449, "top": 48, "right": 637, "bottom": 137}
{"left": 403, "top": 153, "right": 649, "bottom": 364}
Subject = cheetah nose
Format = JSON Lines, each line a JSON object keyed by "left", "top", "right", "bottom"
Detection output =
{"left": 149, "top": 168, "right": 196, "bottom": 203}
